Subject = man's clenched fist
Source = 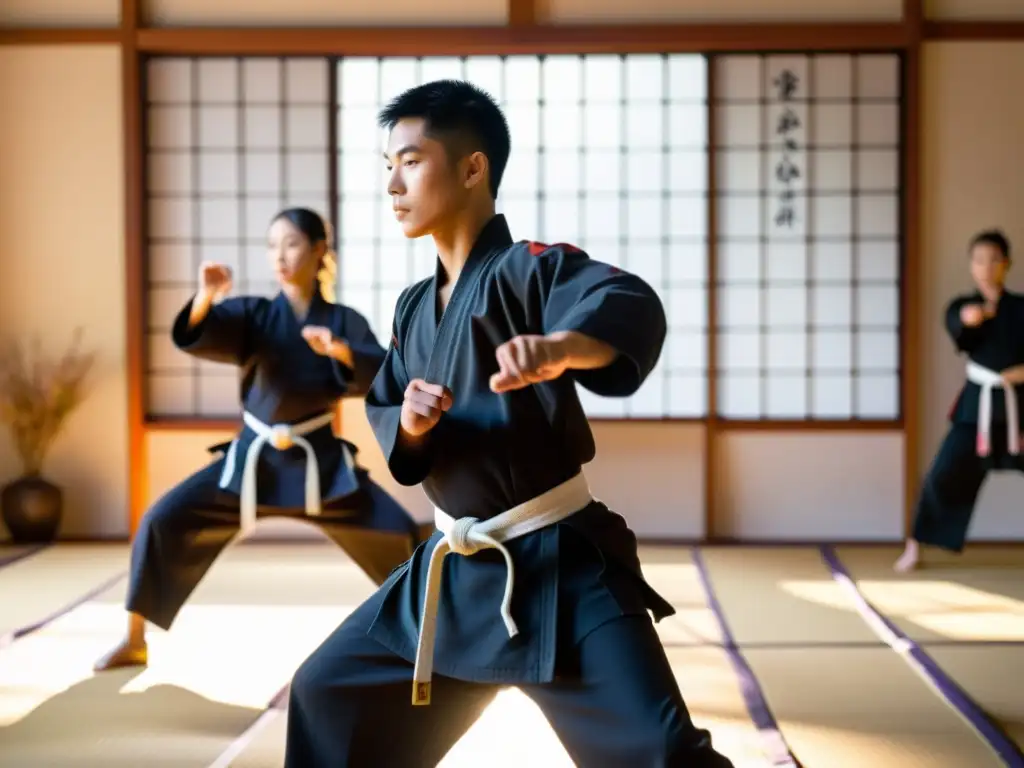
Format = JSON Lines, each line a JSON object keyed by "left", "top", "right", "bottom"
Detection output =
{"left": 400, "top": 379, "right": 453, "bottom": 438}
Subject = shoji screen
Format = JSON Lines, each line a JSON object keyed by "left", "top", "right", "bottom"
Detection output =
{"left": 713, "top": 53, "right": 902, "bottom": 421}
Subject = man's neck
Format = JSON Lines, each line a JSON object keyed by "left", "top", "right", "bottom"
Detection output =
{"left": 432, "top": 202, "right": 496, "bottom": 286}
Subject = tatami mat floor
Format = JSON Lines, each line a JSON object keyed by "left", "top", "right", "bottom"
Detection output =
{"left": 0, "top": 541, "right": 1020, "bottom": 767}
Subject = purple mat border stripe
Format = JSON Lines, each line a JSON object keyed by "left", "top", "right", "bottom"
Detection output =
{"left": 0, "top": 571, "right": 128, "bottom": 650}
{"left": 690, "top": 547, "right": 803, "bottom": 768}
{"left": 819, "top": 545, "right": 1024, "bottom": 768}
{"left": 0, "top": 544, "right": 47, "bottom": 570}
{"left": 661, "top": 639, "right": 1024, "bottom": 650}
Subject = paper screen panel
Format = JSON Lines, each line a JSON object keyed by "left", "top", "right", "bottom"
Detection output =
{"left": 713, "top": 53, "right": 902, "bottom": 421}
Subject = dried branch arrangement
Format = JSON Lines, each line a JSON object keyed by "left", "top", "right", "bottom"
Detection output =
{"left": 0, "top": 329, "right": 97, "bottom": 476}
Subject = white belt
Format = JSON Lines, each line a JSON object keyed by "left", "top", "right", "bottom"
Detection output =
{"left": 411, "top": 472, "right": 593, "bottom": 706}
{"left": 967, "top": 361, "right": 1020, "bottom": 457}
{"left": 224, "top": 410, "right": 338, "bottom": 535}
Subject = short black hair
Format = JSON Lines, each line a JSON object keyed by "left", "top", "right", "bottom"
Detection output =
{"left": 377, "top": 79, "right": 511, "bottom": 199}
{"left": 970, "top": 229, "right": 1011, "bottom": 260}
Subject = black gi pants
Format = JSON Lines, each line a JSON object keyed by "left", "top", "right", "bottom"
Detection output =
{"left": 126, "top": 462, "right": 418, "bottom": 630}
{"left": 284, "top": 581, "right": 734, "bottom": 767}
{"left": 912, "top": 423, "right": 1023, "bottom": 553}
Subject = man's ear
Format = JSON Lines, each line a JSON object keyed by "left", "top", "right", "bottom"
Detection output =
{"left": 463, "top": 150, "right": 489, "bottom": 190}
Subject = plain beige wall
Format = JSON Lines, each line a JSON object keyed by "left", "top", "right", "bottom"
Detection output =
{"left": 1, "top": 0, "right": 1024, "bottom": 544}
{"left": 0, "top": 45, "right": 127, "bottom": 538}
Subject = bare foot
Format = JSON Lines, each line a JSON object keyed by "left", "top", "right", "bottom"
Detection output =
{"left": 93, "top": 640, "right": 148, "bottom": 672}
{"left": 893, "top": 542, "right": 920, "bottom": 573}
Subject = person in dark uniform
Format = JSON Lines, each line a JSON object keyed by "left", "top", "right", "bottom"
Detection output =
{"left": 283, "top": 82, "right": 733, "bottom": 767}
{"left": 896, "top": 229, "right": 1024, "bottom": 572}
{"left": 94, "top": 207, "right": 420, "bottom": 671}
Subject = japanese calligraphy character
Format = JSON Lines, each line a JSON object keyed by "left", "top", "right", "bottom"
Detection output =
{"left": 775, "top": 206, "right": 796, "bottom": 228}
{"left": 775, "top": 158, "right": 801, "bottom": 184}
{"left": 776, "top": 107, "right": 801, "bottom": 135}
{"left": 773, "top": 69, "right": 799, "bottom": 101}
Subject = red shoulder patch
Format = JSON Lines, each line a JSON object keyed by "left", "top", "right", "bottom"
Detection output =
{"left": 391, "top": 333, "right": 400, "bottom": 351}
{"left": 525, "top": 241, "right": 583, "bottom": 257}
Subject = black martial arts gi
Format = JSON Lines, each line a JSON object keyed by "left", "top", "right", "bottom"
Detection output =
{"left": 912, "top": 290, "right": 1024, "bottom": 553}
{"left": 127, "top": 291, "right": 419, "bottom": 631}
{"left": 284, "top": 215, "right": 733, "bottom": 767}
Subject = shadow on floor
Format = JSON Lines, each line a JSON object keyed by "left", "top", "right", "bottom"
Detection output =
{"left": 0, "top": 667, "right": 262, "bottom": 767}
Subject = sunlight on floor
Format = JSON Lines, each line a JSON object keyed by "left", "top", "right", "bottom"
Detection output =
{"left": 119, "top": 603, "right": 354, "bottom": 707}
{"left": 776, "top": 579, "right": 857, "bottom": 612}
{"left": 0, "top": 600, "right": 352, "bottom": 727}
{"left": 855, "top": 580, "right": 1024, "bottom": 641}
{"left": 439, "top": 688, "right": 574, "bottom": 767}
{"left": 777, "top": 577, "right": 1024, "bottom": 641}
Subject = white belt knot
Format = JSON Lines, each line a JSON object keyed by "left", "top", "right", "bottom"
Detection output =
{"left": 269, "top": 424, "right": 297, "bottom": 450}
{"left": 966, "top": 361, "right": 1020, "bottom": 458}
{"left": 411, "top": 473, "right": 593, "bottom": 707}
{"left": 447, "top": 516, "right": 485, "bottom": 555}
{"left": 226, "top": 410, "right": 343, "bottom": 536}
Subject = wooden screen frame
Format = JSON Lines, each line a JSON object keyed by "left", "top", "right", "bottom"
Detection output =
{"left": 1, "top": 0, "right": 1022, "bottom": 538}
